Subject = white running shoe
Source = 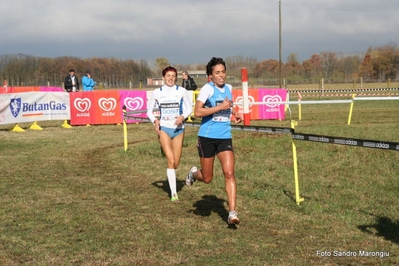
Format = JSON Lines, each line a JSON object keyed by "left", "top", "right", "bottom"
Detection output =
{"left": 227, "top": 210, "right": 240, "bottom": 225}
{"left": 171, "top": 193, "right": 179, "bottom": 203}
{"left": 186, "top": 166, "right": 197, "bottom": 186}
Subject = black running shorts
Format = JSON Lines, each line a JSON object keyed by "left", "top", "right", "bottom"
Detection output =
{"left": 197, "top": 137, "right": 234, "bottom": 158}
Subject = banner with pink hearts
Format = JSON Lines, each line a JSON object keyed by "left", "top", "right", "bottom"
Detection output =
{"left": 92, "top": 90, "right": 122, "bottom": 125}
{"left": 0, "top": 89, "right": 288, "bottom": 126}
{"left": 69, "top": 92, "right": 96, "bottom": 125}
{"left": 118, "top": 90, "right": 147, "bottom": 123}
{"left": 258, "top": 88, "right": 287, "bottom": 120}
{"left": 232, "top": 88, "right": 260, "bottom": 120}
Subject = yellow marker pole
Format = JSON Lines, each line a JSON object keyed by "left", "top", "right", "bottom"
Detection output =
{"left": 186, "top": 90, "right": 194, "bottom": 122}
{"left": 291, "top": 120, "right": 304, "bottom": 205}
{"left": 123, "top": 110, "right": 128, "bottom": 152}
{"left": 187, "top": 91, "right": 199, "bottom": 121}
{"left": 347, "top": 93, "right": 356, "bottom": 125}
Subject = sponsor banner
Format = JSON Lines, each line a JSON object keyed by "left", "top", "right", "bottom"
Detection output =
{"left": 0, "top": 87, "right": 64, "bottom": 94}
{"left": 92, "top": 90, "right": 123, "bottom": 125}
{"left": 69, "top": 92, "right": 96, "bottom": 125}
{"left": 12, "top": 87, "right": 41, "bottom": 93}
{"left": 70, "top": 91, "right": 122, "bottom": 125}
{"left": 0, "top": 86, "right": 12, "bottom": 94}
{"left": 232, "top": 88, "right": 260, "bottom": 120}
{"left": 119, "top": 90, "right": 147, "bottom": 123}
{"left": 0, "top": 92, "right": 70, "bottom": 125}
{"left": 258, "top": 88, "right": 287, "bottom": 120}
{"left": 40, "top": 87, "right": 65, "bottom": 92}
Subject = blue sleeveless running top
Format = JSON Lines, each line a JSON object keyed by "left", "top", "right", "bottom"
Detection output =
{"left": 198, "top": 82, "right": 232, "bottom": 139}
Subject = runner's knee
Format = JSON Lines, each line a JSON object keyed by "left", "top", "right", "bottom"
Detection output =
{"left": 223, "top": 170, "right": 235, "bottom": 180}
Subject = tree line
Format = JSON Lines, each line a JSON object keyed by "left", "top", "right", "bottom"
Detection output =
{"left": 0, "top": 42, "right": 398, "bottom": 88}
{"left": 253, "top": 42, "right": 399, "bottom": 85}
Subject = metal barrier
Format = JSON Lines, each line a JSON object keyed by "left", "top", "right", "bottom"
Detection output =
{"left": 123, "top": 109, "right": 399, "bottom": 205}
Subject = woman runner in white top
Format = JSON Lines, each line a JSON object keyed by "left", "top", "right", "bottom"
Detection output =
{"left": 147, "top": 66, "right": 193, "bottom": 202}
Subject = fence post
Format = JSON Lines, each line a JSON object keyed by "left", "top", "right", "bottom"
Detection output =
{"left": 360, "top": 76, "right": 363, "bottom": 91}
{"left": 241, "top": 68, "right": 250, "bottom": 126}
{"left": 291, "top": 120, "right": 304, "bottom": 205}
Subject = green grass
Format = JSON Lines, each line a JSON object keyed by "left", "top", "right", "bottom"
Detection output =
{"left": 0, "top": 98, "right": 399, "bottom": 265}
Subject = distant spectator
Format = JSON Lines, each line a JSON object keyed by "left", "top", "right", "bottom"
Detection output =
{"left": 64, "top": 69, "right": 79, "bottom": 92}
{"left": 181, "top": 71, "right": 197, "bottom": 91}
{"left": 82, "top": 70, "right": 96, "bottom": 91}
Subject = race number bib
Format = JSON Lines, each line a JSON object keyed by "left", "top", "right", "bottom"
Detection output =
{"left": 160, "top": 102, "right": 179, "bottom": 121}
{"left": 212, "top": 100, "right": 230, "bottom": 122}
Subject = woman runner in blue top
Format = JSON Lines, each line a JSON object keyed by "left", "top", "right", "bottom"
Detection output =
{"left": 186, "top": 57, "right": 242, "bottom": 225}
{"left": 147, "top": 66, "right": 192, "bottom": 202}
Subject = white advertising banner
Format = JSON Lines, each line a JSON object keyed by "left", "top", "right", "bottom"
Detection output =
{"left": 0, "top": 92, "right": 71, "bottom": 125}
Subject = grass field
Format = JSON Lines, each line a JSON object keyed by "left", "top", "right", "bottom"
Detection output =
{"left": 1, "top": 97, "right": 399, "bottom": 265}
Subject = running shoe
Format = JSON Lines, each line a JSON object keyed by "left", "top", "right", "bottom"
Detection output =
{"left": 171, "top": 193, "right": 179, "bottom": 202}
{"left": 185, "top": 166, "right": 197, "bottom": 186}
{"left": 227, "top": 210, "right": 240, "bottom": 225}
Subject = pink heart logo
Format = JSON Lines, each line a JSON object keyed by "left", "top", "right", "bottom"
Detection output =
{"left": 124, "top": 97, "right": 144, "bottom": 110}
{"left": 262, "top": 95, "right": 282, "bottom": 107}
{"left": 74, "top": 98, "right": 91, "bottom": 112}
{"left": 235, "top": 96, "right": 255, "bottom": 110}
{"left": 98, "top": 98, "right": 116, "bottom": 111}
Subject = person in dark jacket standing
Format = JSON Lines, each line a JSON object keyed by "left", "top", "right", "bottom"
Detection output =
{"left": 181, "top": 71, "right": 197, "bottom": 91}
{"left": 64, "top": 69, "right": 79, "bottom": 92}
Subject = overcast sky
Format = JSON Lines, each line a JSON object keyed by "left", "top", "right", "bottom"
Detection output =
{"left": 1, "top": 0, "right": 398, "bottom": 66}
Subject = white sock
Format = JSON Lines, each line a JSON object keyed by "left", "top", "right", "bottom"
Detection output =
{"left": 167, "top": 168, "right": 177, "bottom": 196}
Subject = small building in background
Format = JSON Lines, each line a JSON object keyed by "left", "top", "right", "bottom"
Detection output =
{"left": 146, "top": 77, "right": 164, "bottom": 86}
{"left": 177, "top": 70, "right": 207, "bottom": 79}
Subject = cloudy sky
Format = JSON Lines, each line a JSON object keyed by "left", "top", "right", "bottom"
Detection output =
{"left": 1, "top": 0, "right": 398, "bottom": 65}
